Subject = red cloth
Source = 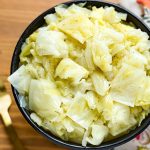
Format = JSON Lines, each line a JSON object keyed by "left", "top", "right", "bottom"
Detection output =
{"left": 137, "top": 0, "right": 150, "bottom": 8}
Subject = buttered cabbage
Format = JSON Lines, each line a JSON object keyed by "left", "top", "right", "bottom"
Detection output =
{"left": 8, "top": 3, "right": 150, "bottom": 146}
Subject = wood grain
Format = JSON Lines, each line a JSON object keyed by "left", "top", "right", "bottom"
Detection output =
{"left": 0, "top": 0, "right": 118, "bottom": 150}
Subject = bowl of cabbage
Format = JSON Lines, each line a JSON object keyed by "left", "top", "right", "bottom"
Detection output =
{"left": 9, "top": 0, "right": 150, "bottom": 149}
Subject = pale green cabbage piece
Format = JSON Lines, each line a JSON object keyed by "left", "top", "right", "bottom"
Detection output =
{"left": 42, "top": 117, "right": 85, "bottom": 144}
{"left": 86, "top": 124, "right": 108, "bottom": 145}
{"left": 55, "top": 4, "right": 90, "bottom": 19}
{"left": 91, "top": 71, "right": 110, "bottom": 96}
{"left": 67, "top": 93, "right": 98, "bottom": 129}
{"left": 44, "top": 14, "right": 58, "bottom": 24}
{"left": 58, "top": 14, "right": 94, "bottom": 43}
{"left": 8, "top": 65, "right": 31, "bottom": 94}
{"left": 108, "top": 102, "right": 137, "bottom": 136}
{"left": 91, "top": 37, "right": 112, "bottom": 72}
{"left": 136, "top": 77, "right": 150, "bottom": 106}
{"left": 103, "top": 7, "right": 127, "bottom": 23}
{"left": 29, "top": 79, "right": 62, "bottom": 121}
{"left": 97, "top": 95, "right": 114, "bottom": 121}
{"left": 74, "top": 79, "right": 94, "bottom": 94}
{"left": 84, "top": 91, "right": 98, "bottom": 110}
{"left": 84, "top": 39, "right": 95, "bottom": 71}
{"left": 36, "top": 30, "right": 68, "bottom": 57}
{"left": 109, "top": 64, "right": 146, "bottom": 107}
{"left": 55, "top": 58, "right": 89, "bottom": 84}
{"left": 120, "top": 49, "right": 148, "bottom": 69}
{"left": 30, "top": 113, "right": 42, "bottom": 126}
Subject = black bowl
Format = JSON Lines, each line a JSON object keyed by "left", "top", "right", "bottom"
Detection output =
{"left": 10, "top": 0, "right": 150, "bottom": 149}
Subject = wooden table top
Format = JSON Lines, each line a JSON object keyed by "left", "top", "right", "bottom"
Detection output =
{"left": 0, "top": 0, "right": 118, "bottom": 149}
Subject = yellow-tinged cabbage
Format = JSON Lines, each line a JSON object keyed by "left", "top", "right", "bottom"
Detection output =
{"left": 96, "top": 94, "right": 114, "bottom": 121}
{"left": 65, "top": 36, "right": 84, "bottom": 58}
{"left": 61, "top": 97, "right": 72, "bottom": 113}
{"left": 85, "top": 39, "right": 96, "bottom": 71}
{"left": 84, "top": 91, "right": 99, "bottom": 110}
{"left": 114, "top": 23, "right": 150, "bottom": 52}
{"left": 110, "top": 43, "right": 125, "bottom": 56}
{"left": 8, "top": 65, "right": 31, "bottom": 94}
{"left": 55, "top": 4, "right": 90, "bottom": 19}
{"left": 67, "top": 93, "right": 98, "bottom": 129}
{"left": 90, "top": 7, "right": 104, "bottom": 22}
{"left": 42, "top": 118, "right": 68, "bottom": 140}
{"left": 103, "top": 7, "right": 127, "bottom": 24}
{"left": 136, "top": 77, "right": 150, "bottom": 106}
{"left": 29, "top": 79, "right": 62, "bottom": 121}
{"left": 74, "top": 79, "right": 94, "bottom": 93}
{"left": 36, "top": 30, "right": 68, "bottom": 57}
{"left": 109, "top": 64, "right": 146, "bottom": 107}
{"left": 63, "top": 117, "right": 85, "bottom": 144}
{"left": 55, "top": 58, "right": 89, "bottom": 84}
{"left": 108, "top": 102, "right": 137, "bottom": 136}
{"left": 130, "top": 106, "right": 147, "bottom": 125}
{"left": 42, "top": 117, "right": 85, "bottom": 144}
{"left": 44, "top": 14, "right": 58, "bottom": 24}
{"left": 121, "top": 49, "right": 148, "bottom": 68}
{"left": 75, "top": 54, "right": 88, "bottom": 70}
{"left": 126, "top": 28, "right": 149, "bottom": 48}
{"left": 30, "top": 113, "right": 42, "bottom": 126}
{"left": 20, "top": 42, "right": 36, "bottom": 63}
{"left": 143, "top": 50, "right": 150, "bottom": 70}
{"left": 99, "top": 27, "right": 124, "bottom": 45}
{"left": 55, "top": 4, "right": 70, "bottom": 18}
{"left": 135, "top": 40, "right": 150, "bottom": 52}
{"left": 67, "top": 4, "right": 91, "bottom": 16}
{"left": 58, "top": 14, "right": 94, "bottom": 43}
{"left": 91, "top": 37, "right": 112, "bottom": 72}
{"left": 91, "top": 71, "right": 110, "bottom": 96}
{"left": 20, "top": 42, "right": 32, "bottom": 58}
{"left": 56, "top": 80, "right": 74, "bottom": 98}
{"left": 86, "top": 124, "right": 108, "bottom": 145}
{"left": 26, "top": 63, "right": 46, "bottom": 79}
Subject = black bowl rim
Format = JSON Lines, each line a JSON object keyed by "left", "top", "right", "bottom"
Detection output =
{"left": 10, "top": 0, "right": 150, "bottom": 149}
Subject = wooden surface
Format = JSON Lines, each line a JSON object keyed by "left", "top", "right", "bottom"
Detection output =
{"left": 0, "top": 0, "right": 118, "bottom": 150}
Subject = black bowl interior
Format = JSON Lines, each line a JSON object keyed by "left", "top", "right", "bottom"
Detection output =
{"left": 11, "top": 0, "right": 150, "bottom": 149}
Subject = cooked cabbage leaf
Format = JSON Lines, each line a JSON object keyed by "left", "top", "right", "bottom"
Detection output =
{"left": 108, "top": 102, "right": 137, "bottom": 136}
{"left": 58, "top": 14, "right": 94, "bottom": 43}
{"left": 36, "top": 30, "right": 68, "bottom": 57}
{"left": 84, "top": 91, "right": 98, "bottom": 110}
{"left": 55, "top": 58, "right": 89, "bottom": 84}
{"left": 91, "top": 71, "right": 110, "bottom": 96}
{"left": 29, "top": 79, "right": 62, "bottom": 121}
{"left": 91, "top": 37, "right": 112, "bottom": 72}
{"left": 8, "top": 65, "right": 31, "bottom": 94}
{"left": 86, "top": 124, "right": 108, "bottom": 145}
{"left": 136, "top": 77, "right": 150, "bottom": 106}
{"left": 67, "top": 93, "right": 98, "bottom": 129}
{"left": 109, "top": 64, "right": 146, "bottom": 107}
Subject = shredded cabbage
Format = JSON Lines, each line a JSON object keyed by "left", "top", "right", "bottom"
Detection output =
{"left": 8, "top": 3, "right": 150, "bottom": 147}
